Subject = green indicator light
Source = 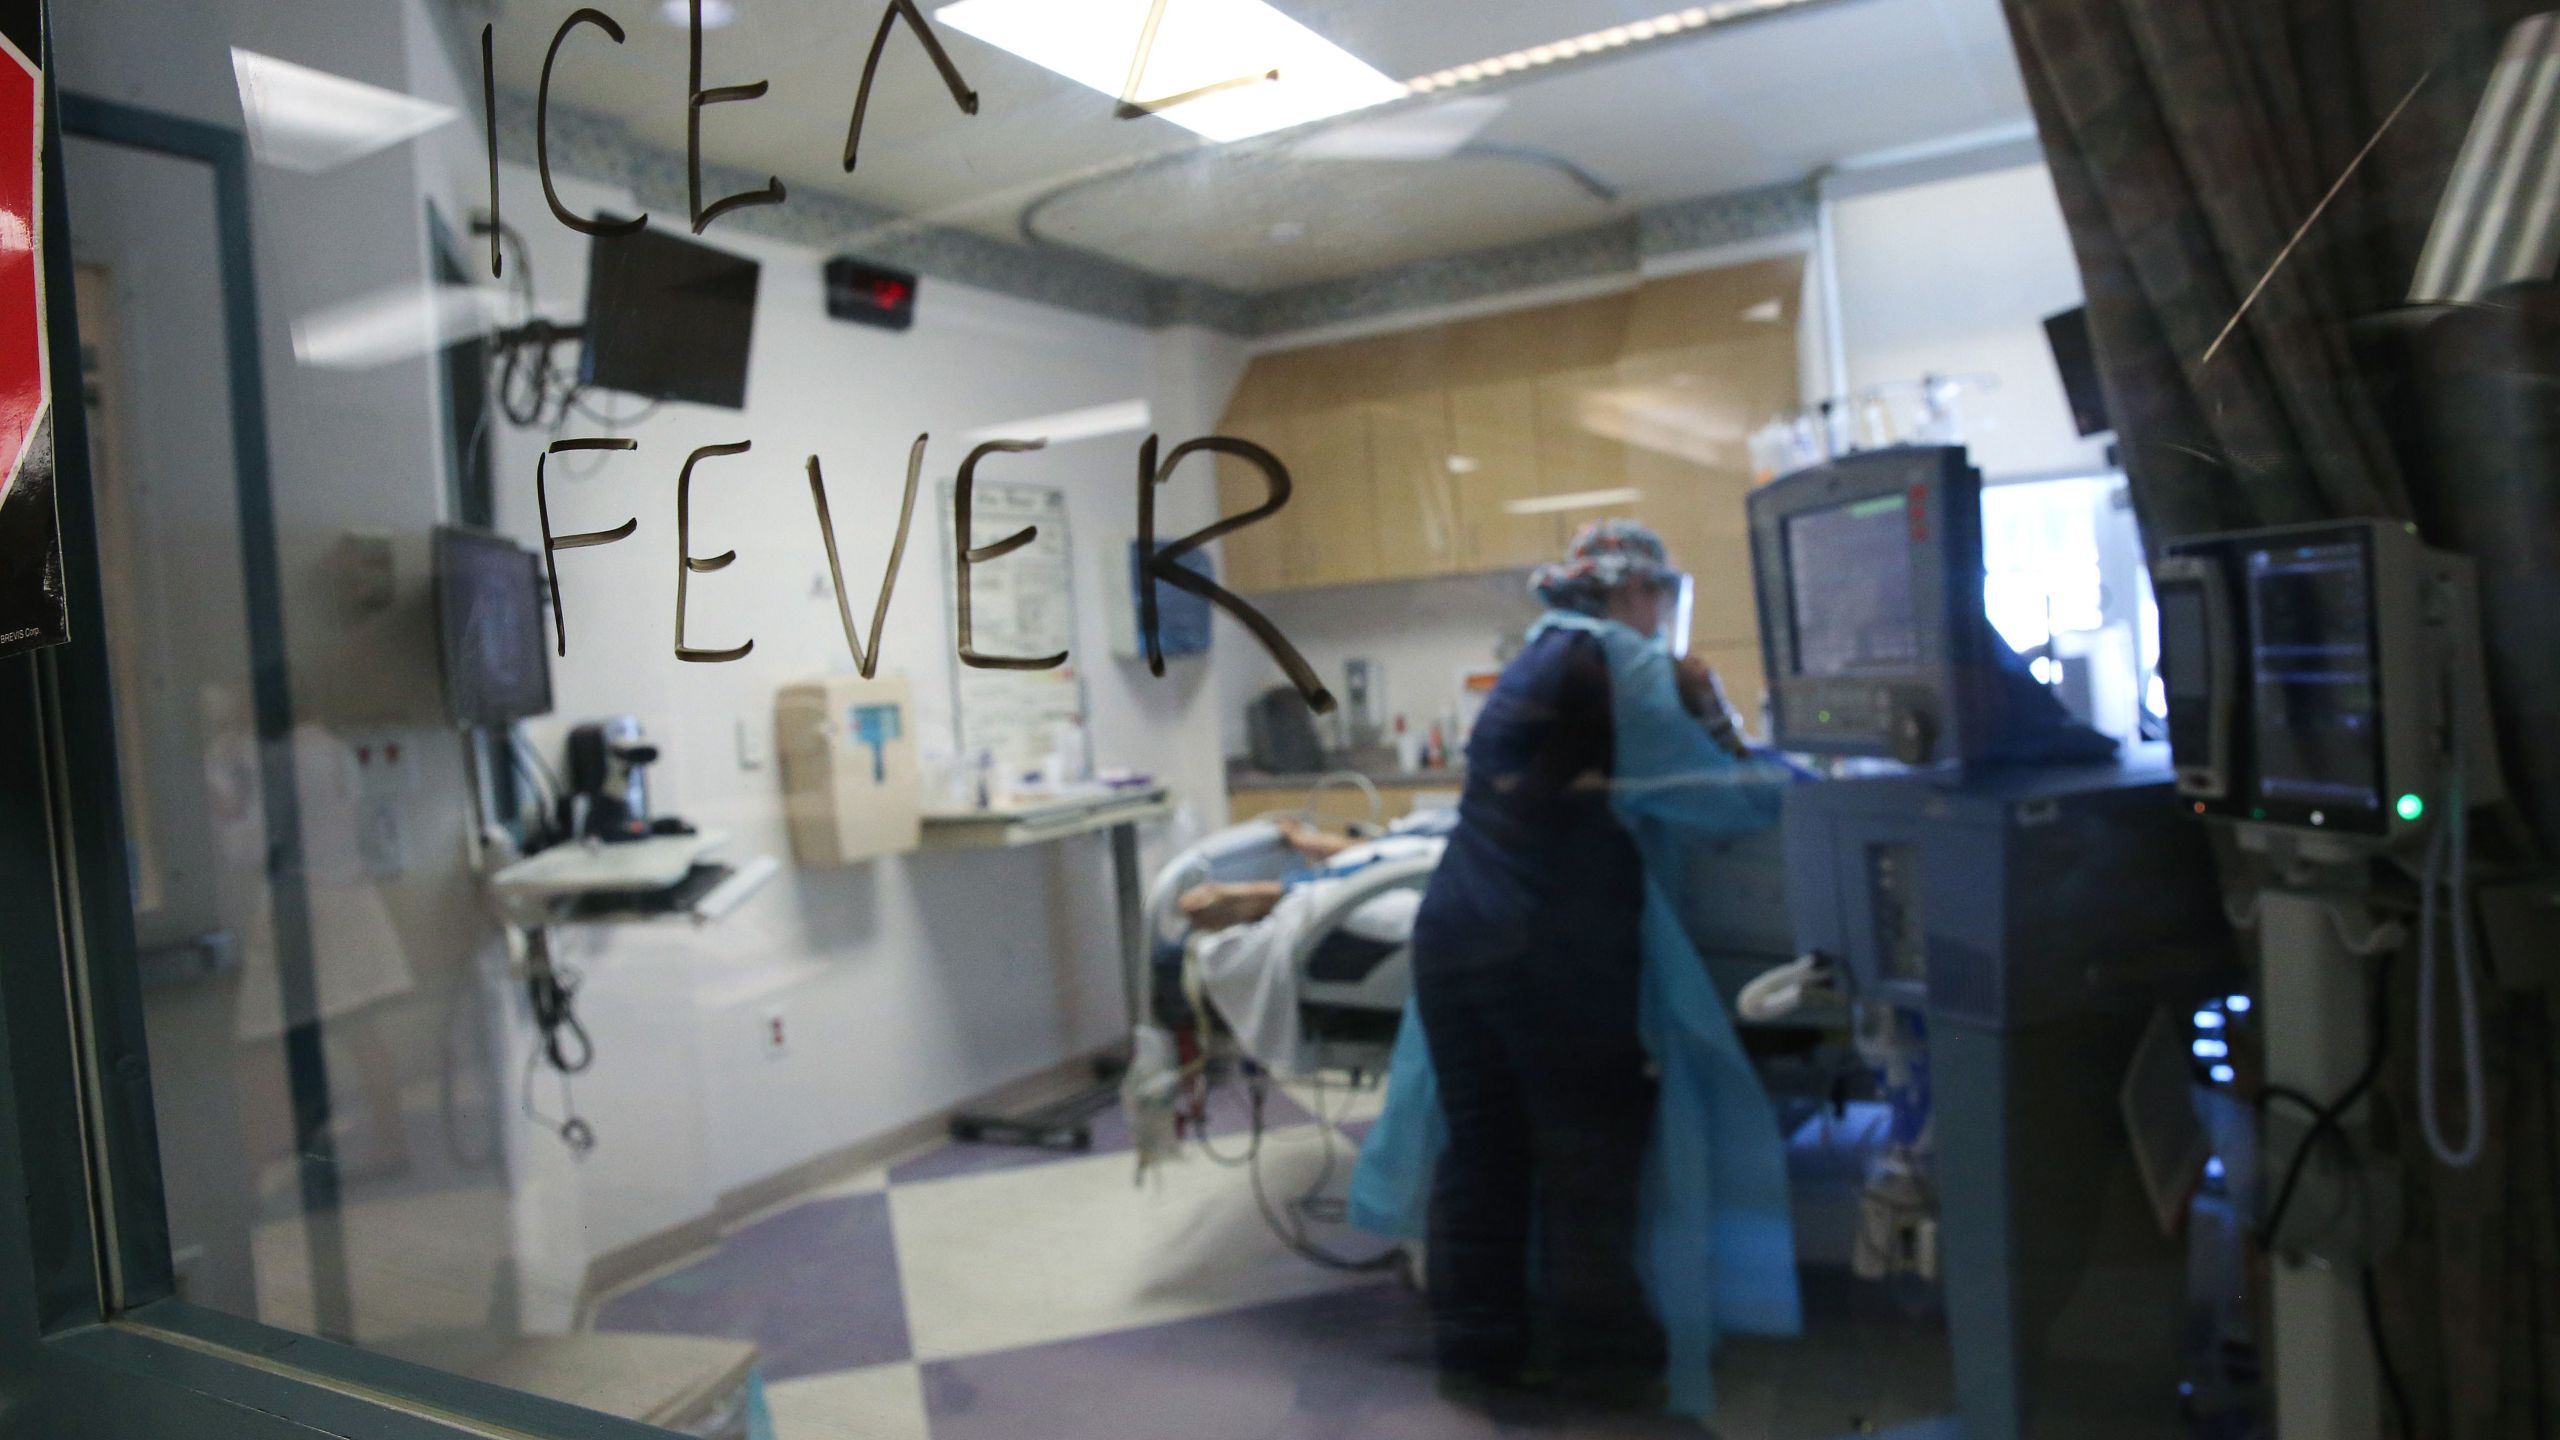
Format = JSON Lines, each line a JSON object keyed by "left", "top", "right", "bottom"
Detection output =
{"left": 1817, "top": 709, "right": 1832, "bottom": 723}
{"left": 2396, "top": 793, "right": 2425, "bottom": 822}
{"left": 2251, "top": 807, "right": 2267, "bottom": 820}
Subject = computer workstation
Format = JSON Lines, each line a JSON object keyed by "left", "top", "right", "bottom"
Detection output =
{"left": 1749, "top": 445, "right": 2231, "bottom": 1440}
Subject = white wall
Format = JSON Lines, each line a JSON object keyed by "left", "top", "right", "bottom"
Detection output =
{"left": 486, "top": 163, "right": 1248, "bottom": 1312}
{"left": 1829, "top": 160, "right": 2110, "bottom": 482}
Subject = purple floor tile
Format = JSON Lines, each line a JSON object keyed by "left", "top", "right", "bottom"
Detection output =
{"left": 595, "top": 1192, "right": 909, "bottom": 1380}
{"left": 1339, "top": 1116, "right": 1376, "bottom": 1148}
{"left": 891, "top": 1080, "right": 1316, "bottom": 1186}
{"left": 920, "top": 1283, "right": 1712, "bottom": 1440}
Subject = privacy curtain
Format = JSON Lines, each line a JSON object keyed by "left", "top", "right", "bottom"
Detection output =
{"left": 2002, "top": 0, "right": 2560, "bottom": 1434}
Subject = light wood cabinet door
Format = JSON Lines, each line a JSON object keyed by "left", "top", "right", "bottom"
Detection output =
{"left": 1613, "top": 331, "right": 1799, "bottom": 652}
{"left": 1280, "top": 405, "right": 1380, "bottom": 589}
{"left": 1367, "top": 395, "right": 1461, "bottom": 581}
{"left": 1533, "top": 364, "right": 1640, "bottom": 542}
{"left": 1213, "top": 408, "right": 1292, "bottom": 594}
{"left": 1445, "top": 380, "right": 1557, "bottom": 571}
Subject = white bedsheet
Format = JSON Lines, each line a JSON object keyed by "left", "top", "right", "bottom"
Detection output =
{"left": 1188, "top": 835, "right": 1441, "bottom": 1074}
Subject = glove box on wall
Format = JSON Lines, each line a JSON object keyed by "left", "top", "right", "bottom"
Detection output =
{"left": 775, "top": 674, "right": 922, "bottom": 865}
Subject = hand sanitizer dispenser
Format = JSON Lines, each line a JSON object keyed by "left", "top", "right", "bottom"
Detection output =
{"left": 775, "top": 674, "right": 923, "bottom": 865}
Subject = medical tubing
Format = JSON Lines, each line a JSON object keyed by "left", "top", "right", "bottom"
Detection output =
{"left": 2417, "top": 767, "right": 2486, "bottom": 1169}
{"left": 1240, "top": 1074, "right": 1410, "bottom": 1279}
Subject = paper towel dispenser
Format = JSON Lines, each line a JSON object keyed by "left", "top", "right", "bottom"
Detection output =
{"left": 775, "top": 674, "right": 923, "bottom": 865}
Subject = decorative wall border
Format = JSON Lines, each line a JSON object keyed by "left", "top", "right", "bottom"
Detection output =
{"left": 494, "top": 92, "right": 1817, "bottom": 339}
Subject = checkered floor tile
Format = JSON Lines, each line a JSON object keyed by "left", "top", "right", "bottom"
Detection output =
{"left": 595, "top": 1094, "right": 1956, "bottom": 1439}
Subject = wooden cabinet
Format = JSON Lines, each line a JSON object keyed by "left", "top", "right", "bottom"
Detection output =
{"left": 1228, "top": 778, "right": 1462, "bottom": 828}
{"left": 1213, "top": 405, "right": 1291, "bottom": 593}
{"left": 1281, "top": 406, "right": 1379, "bottom": 588}
{"left": 1444, "top": 380, "right": 1556, "bottom": 570}
{"left": 1532, "top": 364, "right": 1638, "bottom": 544}
{"left": 1367, "top": 394, "right": 1461, "bottom": 579}
{"left": 1209, "top": 255, "right": 1804, "bottom": 606}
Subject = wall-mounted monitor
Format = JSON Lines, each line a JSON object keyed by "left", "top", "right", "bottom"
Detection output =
{"left": 2043, "top": 305, "right": 2110, "bottom": 437}
{"left": 434, "top": 526, "right": 552, "bottom": 728}
{"left": 582, "top": 229, "right": 759, "bottom": 410}
{"left": 2157, "top": 519, "right": 2503, "bottom": 844}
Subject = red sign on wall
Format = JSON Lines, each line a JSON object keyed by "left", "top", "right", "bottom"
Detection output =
{"left": 0, "top": 19, "right": 59, "bottom": 659}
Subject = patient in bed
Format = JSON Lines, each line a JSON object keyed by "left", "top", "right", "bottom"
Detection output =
{"left": 1177, "top": 813, "right": 1451, "bottom": 1074}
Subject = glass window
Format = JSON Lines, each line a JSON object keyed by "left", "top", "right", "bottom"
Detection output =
{"left": 43, "top": 3, "right": 2337, "bottom": 1439}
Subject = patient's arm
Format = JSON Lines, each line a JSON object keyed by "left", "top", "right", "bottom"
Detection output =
{"left": 1179, "top": 880, "right": 1287, "bottom": 932}
{"left": 1274, "top": 817, "right": 1356, "bottom": 863}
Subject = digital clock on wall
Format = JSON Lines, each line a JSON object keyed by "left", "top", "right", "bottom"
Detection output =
{"left": 824, "top": 256, "right": 919, "bottom": 331}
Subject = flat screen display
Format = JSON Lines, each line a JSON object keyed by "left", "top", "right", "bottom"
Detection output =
{"left": 581, "top": 229, "right": 759, "bottom": 410}
{"left": 2044, "top": 306, "right": 2110, "bottom": 437}
{"left": 1786, "top": 493, "right": 1920, "bottom": 677}
{"left": 2247, "top": 538, "right": 2380, "bottom": 812}
{"left": 435, "top": 526, "right": 552, "bottom": 727}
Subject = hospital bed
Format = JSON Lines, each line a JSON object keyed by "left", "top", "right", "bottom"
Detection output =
{"left": 1144, "top": 779, "right": 1849, "bottom": 1085}
{"left": 1138, "top": 781, "right": 1889, "bottom": 1275}
{"left": 1139, "top": 812, "right": 1436, "bottom": 1081}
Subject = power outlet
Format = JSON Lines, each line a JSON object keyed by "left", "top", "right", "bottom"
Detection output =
{"left": 759, "top": 1005, "right": 789, "bottom": 1061}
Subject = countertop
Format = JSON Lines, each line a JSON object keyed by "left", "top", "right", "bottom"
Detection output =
{"left": 1226, "top": 766, "right": 1464, "bottom": 790}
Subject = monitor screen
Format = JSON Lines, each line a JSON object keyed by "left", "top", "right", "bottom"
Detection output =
{"left": 2043, "top": 306, "right": 2110, "bottom": 437}
{"left": 2246, "top": 538, "right": 2380, "bottom": 812}
{"left": 435, "top": 527, "right": 553, "bottom": 728}
{"left": 1785, "top": 493, "right": 1920, "bottom": 677}
{"left": 582, "top": 230, "right": 759, "bottom": 410}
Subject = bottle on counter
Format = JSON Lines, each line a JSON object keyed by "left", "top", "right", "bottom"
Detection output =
{"left": 1393, "top": 714, "right": 1424, "bottom": 772}
{"left": 1425, "top": 722, "right": 1447, "bottom": 770}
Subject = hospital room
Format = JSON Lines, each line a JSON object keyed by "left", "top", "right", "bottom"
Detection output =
{"left": 7, "top": 0, "right": 2560, "bottom": 1437}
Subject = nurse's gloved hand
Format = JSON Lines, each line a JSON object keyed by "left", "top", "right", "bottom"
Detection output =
{"left": 1674, "top": 656, "right": 1750, "bottom": 759}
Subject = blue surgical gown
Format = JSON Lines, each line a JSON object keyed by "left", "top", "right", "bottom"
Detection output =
{"left": 1348, "top": 610, "right": 1803, "bottom": 1419}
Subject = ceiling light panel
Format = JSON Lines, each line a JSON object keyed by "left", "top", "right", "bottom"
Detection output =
{"left": 935, "top": 0, "right": 1406, "bottom": 142}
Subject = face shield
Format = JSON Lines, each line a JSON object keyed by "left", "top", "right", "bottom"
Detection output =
{"left": 1656, "top": 571, "right": 1696, "bottom": 658}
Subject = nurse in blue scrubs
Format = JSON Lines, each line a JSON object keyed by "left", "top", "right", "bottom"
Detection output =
{"left": 1362, "top": 520, "right": 1800, "bottom": 1418}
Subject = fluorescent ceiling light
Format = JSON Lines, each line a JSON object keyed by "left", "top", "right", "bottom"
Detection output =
{"left": 1503, "top": 487, "right": 1643, "bottom": 516}
{"left": 1293, "top": 97, "right": 1505, "bottom": 160}
{"left": 663, "top": 0, "right": 739, "bottom": 26}
{"left": 230, "top": 48, "right": 458, "bottom": 173}
{"left": 1406, "top": 0, "right": 1822, "bottom": 95}
{"left": 965, "top": 399, "right": 1151, "bottom": 447}
{"left": 935, "top": 0, "right": 1405, "bottom": 142}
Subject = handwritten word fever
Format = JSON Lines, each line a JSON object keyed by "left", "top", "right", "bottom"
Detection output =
{"left": 536, "top": 436, "right": 1335, "bottom": 713}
